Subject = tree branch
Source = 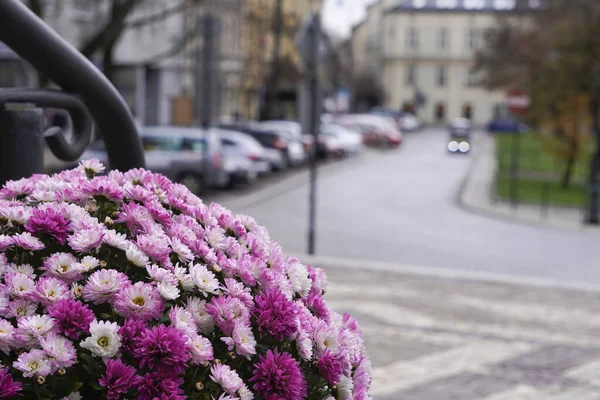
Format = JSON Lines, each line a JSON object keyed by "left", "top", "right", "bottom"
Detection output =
{"left": 126, "top": 1, "right": 187, "bottom": 28}
{"left": 79, "top": 0, "right": 141, "bottom": 57}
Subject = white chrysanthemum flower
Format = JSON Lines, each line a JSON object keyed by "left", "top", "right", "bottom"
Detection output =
{"left": 314, "top": 322, "right": 339, "bottom": 356}
{"left": 103, "top": 230, "right": 129, "bottom": 251}
{"left": 336, "top": 375, "right": 353, "bottom": 400}
{"left": 7, "top": 264, "right": 35, "bottom": 277}
{"left": 238, "top": 385, "right": 253, "bottom": 400}
{"left": 79, "top": 256, "right": 100, "bottom": 272}
{"left": 186, "top": 297, "right": 215, "bottom": 334}
{"left": 169, "top": 307, "right": 196, "bottom": 339}
{"left": 189, "top": 264, "right": 220, "bottom": 296}
{"left": 4, "top": 206, "right": 31, "bottom": 224}
{"left": 205, "top": 227, "right": 226, "bottom": 250}
{"left": 296, "top": 329, "right": 313, "bottom": 361}
{"left": 174, "top": 265, "right": 194, "bottom": 292}
{"left": 287, "top": 262, "right": 312, "bottom": 296}
{"left": 80, "top": 320, "right": 121, "bottom": 358}
{"left": 157, "top": 281, "right": 180, "bottom": 300}
{"left": 126, "top": 245, "right": 150, "bottom": 267}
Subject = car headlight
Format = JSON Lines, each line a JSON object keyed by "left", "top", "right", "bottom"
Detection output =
{"left": 459, "top": 142, "right": 470, "bottom": 152}
{"left": 448, "top": 141, "right": 459, "bottom": 152}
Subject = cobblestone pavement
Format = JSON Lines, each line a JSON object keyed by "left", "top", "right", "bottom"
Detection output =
{"left": 321, "top": 266, "right": 600, "bottom": 399}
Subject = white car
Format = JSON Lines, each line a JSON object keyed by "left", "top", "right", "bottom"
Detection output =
{"left": 259, "top": 121, "right": 307, "bottom": 166}
{"left": 321, "top": 124, "right": 364, "bottom": 156}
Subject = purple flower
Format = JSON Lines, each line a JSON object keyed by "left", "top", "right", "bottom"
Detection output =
{"left": 317, "top": 350, "right": 343, "bottom": 387}
{"left": 222, "top": 278, "right": 253, "bottom": 308}
{"left": 114, "top": 202, "right": 153, "bottom": 236}
{"left": 0, "top": 366, "right": 22, "bottom": 398}
{"left": 144, "top": 199, "right": 173, "bottom": 227}
{"left": 81, "top": 176, "right": 124, "bottom": 201}
{"left": 250, "top": 349, "right": 307, "bottom": 400}
{"left": 119, "top": 318, "right": 147, "bottom": 355}
{"left": 99, "top": 358, "right": 140, "bottom": 400}
{"left": 48, "top": 298, "right": 94, "bottom": 339}
{"left": 135, "top": 370, "right": 185, "bottom": 400}
{"left": 253, "top": 289, "right": 297, "bottom": 340}
{"left": 136, "top": 233, "right": 170, "bottom": 264}
{"left": 24, "top": 207, "right": 70, "bottom": 244}
{"left": 113, "top": 282, "right": 164, "bottom": 321}
{"left": 134, "top": 325, "right": 190, "bottom": 374}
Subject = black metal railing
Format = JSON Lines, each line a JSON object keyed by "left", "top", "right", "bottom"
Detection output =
{"left": 0, "top": 0, "right": 145, "bottom": 185}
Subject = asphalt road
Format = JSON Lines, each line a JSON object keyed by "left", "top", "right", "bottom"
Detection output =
{"left": 212, "top": 128, "right": 600, "bottom": 285}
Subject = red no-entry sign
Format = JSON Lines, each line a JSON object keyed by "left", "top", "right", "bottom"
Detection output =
{"left": 507, "top": 89, "right": 531, "bottom": 115}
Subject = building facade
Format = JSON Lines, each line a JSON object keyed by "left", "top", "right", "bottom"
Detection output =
{"left": 352, "top": 0, "right": 540, "bottom": 125}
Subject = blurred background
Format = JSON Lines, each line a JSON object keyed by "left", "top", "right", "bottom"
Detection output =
{"left": 3, "top": 0, "right": 600, "bottom": 398}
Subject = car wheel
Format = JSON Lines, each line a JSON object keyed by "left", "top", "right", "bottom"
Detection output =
{"left": 246, "top": 170, "right": 258, "bottom": 185}
{"left": 177, "top": 172, "right": 205, "bottom": 195}
{"left": 279, "top": 153, "right": 290, "bottom": 171}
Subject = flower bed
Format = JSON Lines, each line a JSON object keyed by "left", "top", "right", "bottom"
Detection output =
{"left": 0, "top": 160, "right": 371, "bottom": 400}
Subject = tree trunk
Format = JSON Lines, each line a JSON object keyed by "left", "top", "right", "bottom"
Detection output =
{"left": 259, "top": 0, "right": 283, "bottom": 121}
{"left": 561, "top": 134, "right": 578, "bottom": 188}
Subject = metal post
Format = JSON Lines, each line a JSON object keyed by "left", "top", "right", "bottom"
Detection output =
{"left": 307, "top": 14, "right": 320, "bottom": 255}
{"left": 510, "top": 131, "right": 520, "bottom": 209}
{"left": 586, "top": 69, "right": 600, "bottom": 224}
{"left": 0, "top": 104, "right": 44, "bottom": 185}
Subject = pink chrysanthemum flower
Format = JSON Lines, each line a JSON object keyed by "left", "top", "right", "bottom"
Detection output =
{"left": 13, "top": 348, "right": 51, "bottom": 377}
{"left": 11, "top": 232, "right": 44, "bottom": 251}
{"left": 34, "top": 277, "right": 70, "bottom": 306}
{"left": 114, "top": 282, "right": 164, "bottom": 320}
{"left": 188, "top": 334, "right": 214, "bottom": 365}
{"left": 41, "top": 252, "right": 82, "bottom": 283}
{"left": 317, "top": 350, "right": 343, "bottom": 387}
{"left": 82, "top": 269, "right": 130, "bottom": 304}
{"left": 134, "top": 325, "right": 190, "bottom": 374}
{"left": 5, "top": 299, "right": 37, "bottom": 318}
{"left": 99, "top": 358, "right": 140, "bottom": 400}
{"left": 39, "top": 333, "right": 77, "bottom": 370}
{"left": 24, "top": 207, "right": 70, "bottom": 244}
{"left": 253, "top": 289, "right": 297, "bottom": 341}
{"left": 250, "top": 349, "right": 307, "bottom": 400}
{"left": 221, "top": 322, "right": 257, "bottom": 359}
{"left": 0, "top": 177, "right": 34, "bottom": 199}
{"left": 81, "top": 176, "right": 124, "bottom": 202}
{"left": 79, "top": 158, "right": 106, "bottom": 175}
{"left": 0, "top": 366, "right": 22, "bottom": 398}
{"left": 14, "top": 314, "right": 56, "bottom": 348}
{"left": 48, "top": 298, "right": 94, "bottom": 339}
{"left": 68, "top": 226, "right": 105, "bottom": 253}
{"left": 205, "top": 296, "right": 249, "bottom": 336}
{"left": 4, "top": 272, "right": 35, "bottom": 299}
{"left": 210, "top": 363, "right": 244, "bottom": 395}
{"left": 0, "top": 319, "right": 15, "bottom": 354}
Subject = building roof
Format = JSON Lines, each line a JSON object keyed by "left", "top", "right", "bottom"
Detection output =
{"left": 388, "top": 0, "right": 543, "bottom": 13}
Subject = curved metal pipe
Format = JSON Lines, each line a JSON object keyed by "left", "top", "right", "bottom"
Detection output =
{"left": 0, "top": 0, "right": 145, "bottom": 170}
{"left": 0, "top": 88, "right": 92, "bottom": 162}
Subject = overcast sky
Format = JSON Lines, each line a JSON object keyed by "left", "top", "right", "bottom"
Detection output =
{"left": 321, "top": 0, "right": 376, "bottom": 38}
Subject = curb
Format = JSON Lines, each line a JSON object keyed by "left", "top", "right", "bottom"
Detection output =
{"left": 298, "top": 254, "right": 600, "bottom": 293}
{"left": 455, "top": 133, "right": 599, "bottom": 235}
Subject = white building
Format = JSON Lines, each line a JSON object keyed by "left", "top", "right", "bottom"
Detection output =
{"left": 352, "top": 0, "right": 541, "bottom": 125}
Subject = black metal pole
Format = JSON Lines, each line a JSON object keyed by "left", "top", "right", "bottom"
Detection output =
{"left": 0, "top": 104, "right": 44, "bottom": 185}
{"left": 510, "top": 131, "right": 520, "bottom": 209}
{"left": 586, "top": 70, "right": 600, "bottom": 224}
{"left": 307, "top": 14, "right": 320, "bottom": 255}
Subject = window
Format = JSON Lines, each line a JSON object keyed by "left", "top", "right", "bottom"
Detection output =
{"left": 436, "top": 0, "right": 458, "bottom": 8}
{"left": 437, "top": 65, "right": 447, "bottom": 87}
{"left": 439, "top": 28, "right": 449, "bottom": 50}
{"left": 494, "top": 0, "right": 516, "bottom": 9}
{"left": 464, "top": 0, "right": 485, "bottom": 9}
{"left": 465, "top": 68, "right": 477, "bottom": 86}
{"left": 182, "top": 138, "right": 206, "bottom": 153}
{"left": 406, "top": 64, "right": 417, "bottom": 86}
{"left": 407, "top": 27, "right": 419, "bottom": 50}
{"left": 467, "top": 29, "right": 478, "bottom": 50}
{"left": 141, "top": 136, "right": 182, "bottom": 151}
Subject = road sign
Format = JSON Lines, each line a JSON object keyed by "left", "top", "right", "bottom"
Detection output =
{"left": 295, "top": 12, "right": 328, "bottom": 66}
{"left": 507, "top": 89, "right": 530, "bottom": 115}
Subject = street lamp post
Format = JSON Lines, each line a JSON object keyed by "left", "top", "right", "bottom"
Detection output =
{"left": 586, "top": 69, "right": 600, "bottom": 224}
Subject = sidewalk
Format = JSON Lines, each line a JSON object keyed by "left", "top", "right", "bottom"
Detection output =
{"left": 457, "top": 132, "right": 598, "bottom": 234}
{"left": 311, "top": 257, "right": 600, "bottom": 400}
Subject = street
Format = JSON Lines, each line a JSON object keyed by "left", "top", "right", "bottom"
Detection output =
{"left": 214, "top": 127, "right": 600, "bottom": 286}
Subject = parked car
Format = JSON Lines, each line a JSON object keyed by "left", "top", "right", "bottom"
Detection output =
{"left": 217, "top": 129, "right": 269, "bottom": 187}
{"left": 259, "top": 121, "right": 307, "bottom": 166}
{"left": 218, "top": 124, "right": 290, "bottom": 171}
{"left": 370, "top": 108, "right": 422, "bottom": 132}
{"left": 487, "top": 117, "right": 528, "bottom": 133}
{"left": 336, "top": 114, "right": 403, "bottom": 148}
{"left": 320, "top": 124, "right": 364, "bottom": 156}
{"left": 78, "top": 126, "right": 229, "bottom": 194}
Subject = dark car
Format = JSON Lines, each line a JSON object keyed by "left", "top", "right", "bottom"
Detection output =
{"left": 487, "top": 118, "right": 528, "bottom": 134}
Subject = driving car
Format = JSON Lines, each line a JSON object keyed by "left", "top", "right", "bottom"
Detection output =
{"left": 217, "top": 129, "right": 269, "bottom": 187}
{"left": 447, "top": 118, "right": 472, "bottom": 154}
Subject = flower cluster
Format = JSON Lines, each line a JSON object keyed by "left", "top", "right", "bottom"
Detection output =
{"left": 0, "top": 160, "right": 371, "bottom": 399}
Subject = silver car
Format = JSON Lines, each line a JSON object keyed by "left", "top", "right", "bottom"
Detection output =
{"left": 78, "top": 127, "right": 229, "bottom": 194}
{"left": 259, "top": 120, "right": 307, "bottom": 166}
{"left": 218, "top": 129, "right": 270, "bottom": 187}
